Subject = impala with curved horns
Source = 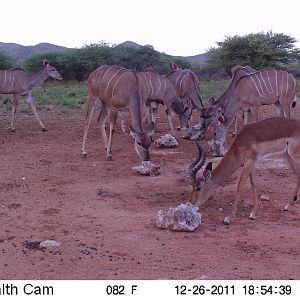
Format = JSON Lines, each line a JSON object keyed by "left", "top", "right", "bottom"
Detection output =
{"left": 188, "top": 117, "right": 300, "bottom": 225}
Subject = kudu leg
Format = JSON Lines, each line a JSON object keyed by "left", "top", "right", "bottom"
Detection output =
{"left": 224, "top": 160, "right": 255, "bottom": 225}
{"left": 97, "top": 102, "right": 109, "bottom": 150}
{"left": 82, "top": 95, "right": 98, "bottom": 157}
{"left": 25, "top": 93, "right": 46, "bottom": 130}
{"left": 106, "top": 109, "right": 118, "bottom": 161}
{"left": 10, "top": 95, "right": 19, "bottom": 132}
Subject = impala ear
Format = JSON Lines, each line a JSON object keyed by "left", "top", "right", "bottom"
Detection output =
{"left": 218, "top": 115, "right": 226, "bottom": 125}
{"left": 43, "top": 59, "right": 49, "bottom": 68}
{"left": 170, "top": 62, "right": 178, "bottom": 70}
{"left": 203, "top": 162, "right": 212, "bottom": 182}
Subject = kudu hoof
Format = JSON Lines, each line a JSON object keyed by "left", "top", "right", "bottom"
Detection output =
{"left": 223, "top": 217, "right": 230, "bottom": 225}
{"left": 106, "top": 155, "right": 113, "bottom": 161}
{"left": 82, "top": 153, "right": 88, "bottom": 159}
{"left": 41, "top": 127, "right": 48, "bottom": 132}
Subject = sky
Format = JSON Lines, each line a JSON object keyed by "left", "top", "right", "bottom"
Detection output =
{"left": 1, "top": 0, "right": 299, "bottom": 56}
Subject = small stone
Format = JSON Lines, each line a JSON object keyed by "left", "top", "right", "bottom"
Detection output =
{"left": 260, "top": 194, "right": 270, "bottom": 201}
{"left": 132, "top": 161, "right": 161, "bottom": 176}
{"left": 39, "top": 240, "right": 61, "bottom": 248}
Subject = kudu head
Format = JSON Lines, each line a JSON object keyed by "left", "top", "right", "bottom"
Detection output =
{"left": 198, "top": 97, "right": 221, "bottom": 133}
{"left": 122, "top": 121, "right": 155, "bottom": 161}
{"left": 43, "top": 60, "right": 63, "bottom": 80}
{"left": 188, "top": 142, "right": 213, "bottom": 205}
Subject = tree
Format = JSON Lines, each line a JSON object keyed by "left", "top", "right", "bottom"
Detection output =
{"left": 0, "top": 52, "right": 15, "bottom": 69}
{"left": 207, "top": 31, "right": 300, "bottom": 72}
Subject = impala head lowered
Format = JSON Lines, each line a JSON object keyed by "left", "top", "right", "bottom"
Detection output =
{"left": 188, "top": 142, "right": 213, "bottom": 205}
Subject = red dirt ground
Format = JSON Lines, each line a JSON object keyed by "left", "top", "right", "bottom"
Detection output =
{"left": 0, "top": 104, "right": 299, "bottom": 280}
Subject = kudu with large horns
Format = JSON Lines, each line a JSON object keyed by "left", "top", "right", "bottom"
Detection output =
{"left": 166, "top": 62, "right": 205, "bottom": 124}
{"left": 201, "top": 66, "right": 298, "bottom": 156}
{"left": 82, "top": 65, "right": 155, "bottom": 161}
{"left": 188, "top": 117, "right": 300, "bottom": 225}
{"left": 0, "top": 60, "right": 63, "bottom": 131}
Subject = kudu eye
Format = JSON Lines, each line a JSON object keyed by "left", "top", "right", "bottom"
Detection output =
{"left": 137, "top": 141, "right": 142, "bottom": 146}
{"left": 196, "top": 186, "right": 201, "bottom": 192}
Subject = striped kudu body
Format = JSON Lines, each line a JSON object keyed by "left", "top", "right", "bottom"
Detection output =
{"left": 137, "top": 69, "right": 190, "bottom": 132}
{"left": 82, "top": 65, "right": 154, "bottom": 161}
{"left": 166, "top": 62, "right": 205, "bottom": 124}
{"left": 201, "top": 66, "right": 298, "bottom": 156}
{"left": 0, "top": 60, "right": 62, "bottom": 131}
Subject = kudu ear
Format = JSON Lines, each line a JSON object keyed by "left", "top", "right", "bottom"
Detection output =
{"left": 43, "top": 59, "right": 49, "bottom": 68}
{"left": 203, "top": 162, "right": 212, "bottom": 182}
{"left": 170, "top": 62, "right": 178, "bottom": 70}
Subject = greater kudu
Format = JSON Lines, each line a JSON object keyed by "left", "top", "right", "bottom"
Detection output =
{"left": 201, "top": 66, "right": 298, "bottom": 156}
{"left": 166, "top": 62, "right": 205, "bottom": 123}
{"left": 189, "top": 117, "right": 300, "bottom": 225}
{"left": 0, "top": 60, "right": 62, "bottom": 131}
{"left": 137, "top": 69, "right": 190, "bottom": 132}
{"left": 82, "top": 65, "right": 154, "bottom": 161}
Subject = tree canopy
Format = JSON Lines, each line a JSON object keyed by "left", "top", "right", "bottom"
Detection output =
{"left": 206, "top": 31, "right": 300, "bottom": 72}
{"left": 0, "top": 52, "right": 15, "bottom": 69}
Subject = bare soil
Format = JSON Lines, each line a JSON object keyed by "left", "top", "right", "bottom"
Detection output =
{"left": 0, "top": 105, "right": 299, "bottom": 280}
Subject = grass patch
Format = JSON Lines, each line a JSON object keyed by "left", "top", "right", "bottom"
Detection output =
{"left": 1, "top": 79, "right": 299, "bottom": 113}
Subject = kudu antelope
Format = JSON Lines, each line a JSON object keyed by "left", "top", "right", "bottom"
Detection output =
{"left": 188, "top": 117, "right": 300, "bottom": 225}
{"left": 201, "top": 67, "right": 298, "bottom": 156}
{"left": 138, "top": 69, "right": 190, "bottom": 132}
{"left": 0, "top": 60, "right": 62, "bottom": 131}
{"left": 82, "top": 65, "right": 154, "bottom": 161}
{"left": 166, "top": 62, "right": 205, "bottom": 124}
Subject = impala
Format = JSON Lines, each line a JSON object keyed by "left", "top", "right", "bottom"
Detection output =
{"left": 188, "top": 117, "right": 300, "bottom": 224}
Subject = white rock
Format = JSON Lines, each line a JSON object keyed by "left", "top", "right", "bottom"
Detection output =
{"left": 39, "top": 240, "right": 61, "bottom": 248}
{"left": 154, "top": 134, "right": 178, "bottom": 148}
{"left": 132, "top": 161, "right": 161, "bottom": 176}
{"left": 156, "top": 202, "right": 201, "bottom": 231}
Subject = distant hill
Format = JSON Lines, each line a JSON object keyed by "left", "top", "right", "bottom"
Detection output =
{"left": 118, "top": 41, "right": 142, "bottom": 49}
{"left": 175, "top": 53, "right": 208, "bottom": 63}
{"left": 0, "top": 42, "right": 68, "bottom": 60}
{"left": 117, "top": 41, "right": 207, "bottom": 63}
{"left": 0, "top": 40, "right": 207, "bottom": 63}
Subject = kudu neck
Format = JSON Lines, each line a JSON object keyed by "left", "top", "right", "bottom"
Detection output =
{"left": 28, "top": 69, "right": 49, "bottom": 89}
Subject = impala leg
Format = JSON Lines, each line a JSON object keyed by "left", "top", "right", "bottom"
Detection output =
{"left": 224, "top": 160, "right": 255, "bottom": 225}
{"left": 82, "top": 94, "right": 98, "bottom": 158}
{"left": 106, "top": 109, "right": 118, "bottom": 161}
{"left": 284, "top": 152, "right": 300, "bottom": 210}
{"left": 10, "top": 95, "right": 19, "bottom": 132}
{"left": 25, "top": 92, "right": 46, "bottom": 130}
{"left": 249, "top": 165, "right": 258, "bottom": 220}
